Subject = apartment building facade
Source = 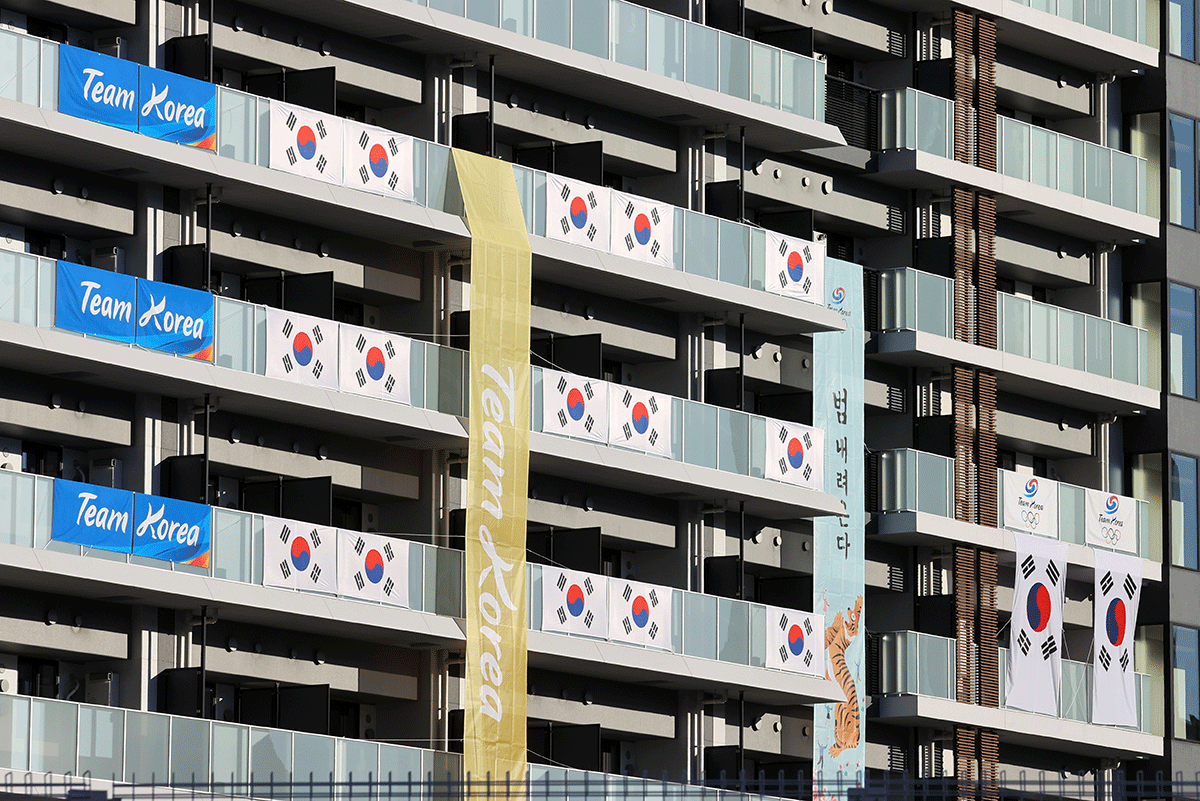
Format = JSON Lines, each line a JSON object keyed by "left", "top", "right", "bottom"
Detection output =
{"left": 0, "top": 0, "right": 1180, "bottom": 792}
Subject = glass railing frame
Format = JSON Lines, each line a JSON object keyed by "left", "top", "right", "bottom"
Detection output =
{"left": 1010, "top": 0, "right": 1149, "bottom": 44}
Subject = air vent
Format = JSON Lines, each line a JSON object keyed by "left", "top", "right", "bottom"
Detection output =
{"left": 888, "top": 564, "right": 906, "bottom": 592}
{"left": 864, "top": 270, "right": 880, "bottom": 331}
{"left": 887, "top": 385, "right": 906, "bottom": 413}
{"left": 888, "top": 30, "right": 906, "bottom": 58}
{"left": 888, "top": 745, "right": 909, "bottom": 774}
{"left": 865, "top": 452, "right": 880, "bottom": 513}
{"left": 887, "top": 205, "right": 906, "bottom": 233}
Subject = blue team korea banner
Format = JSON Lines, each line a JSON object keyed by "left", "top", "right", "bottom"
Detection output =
{"left": 136, "top": 278, "right": 214, "bottom": 360}
{"left": 137, "top": 66, "right": 216, "bottom": 150}
{"left": 132, "top": 493, "right": 211, "bottom": 567}
{"left": 812, "top": 262, "right": 865, "bottom": 796}
{"left": 58, "top": 45, "right": 138, "bottom": 131}
{"left": 56, "top": 261, "right": 137, "bottom": 342}
{"left": 52, "top": 479, "right": 134, "bottom": 553}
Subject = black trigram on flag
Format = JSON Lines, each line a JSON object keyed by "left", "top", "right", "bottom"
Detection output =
{"left": 1119, "top": 650, "right": 1130, "bottom": 671}
{"left": 315, "top": 155, "right": 327, "bottom": 173}
{"left": 1040, "top": 635, "right": 1057, "bottom": 660}
{"left": 279, "top": 560, "right": 292, "bottom": 579}
{"left": 1017, "top": 629, "right": 1032, "bottom": 655}
{"left": 1100, "top": 571, "right": 1114, "bottom": 595}
{"left": 1099, "top": 646, "right": 1111, "bottom": 670}
{"left": 1046, "top": 560, "right": 1061, "bottom": 587}
{"left": 556, "top": 606, "right": 568, "bottom": 625}
{"left": 356, "top": 369, "right": 367, "bottom": 387}
{"left": 286, "top": 111, "right": 298, "bottom": 131}
{"left": 1020, "top": 554, "right": 1036, "bottom": 579}
{"left": 383, "top": 577, "right": 395, "bottom": 597}
{"left": 309, "top": 564, "right": 322, "bottom": 584}
{"left": 1123, "top": 574, "right": 1137, "bottom": 599}
{"left": 315, "top": 120, "right": 327, "bottom": 139}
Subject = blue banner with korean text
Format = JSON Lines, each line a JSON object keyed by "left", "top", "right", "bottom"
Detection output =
{"left": 137, "top": 66, "right": 216, "bottom": 150}
{"left": 58, "top": 45, "right": 139, "bottom": 131}
{"left": 55, "top": 261, "right": 137, "bottom": 342}
{"left": 51, "top": 479, "right": 134, "bottom": 553}
{"left": 812, "top": 263, "right": 865, "bottom": 795}
{"left": 132, "top": 493, "right": 211, "bottom": 568}
{"left": 136, "top": 278, "right": 214, "bottom": 360}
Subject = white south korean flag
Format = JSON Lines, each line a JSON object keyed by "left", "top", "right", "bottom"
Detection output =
{"left": 611, "top": 190, "right": 673, "bottom": 268}
{"left": 541, "top": 369, "right": 608, "bottom": 443}
{"left": 342, "top": 120, "right": 414, "bottom": 201}
{"left": 547, "top": 174, "right": 610, "bottom": 251}
{"left": 767, "top": 606, "right": 824, "bottom": 677}
{"left": 338, "top": 323, "right": 412, "bottom": 404}
{"left": 266, "top": 308, "right": 338, "bottom": 390}
{"left": 1006, "top": 531, "right": 1067, "bottom": 717}
{"left": 269, "top": 100, "right": 343, "bottom": 185}
{"left": 1093, "top": 549, "right": 1142, "bottom": 727}
{"left": 765, "top": 418, "right": 825, "bottom": 491}
{"left": 607, "top": 384, "right": 671, "bottom": 457}
{"left": 262, "top": 516, "right": 336, "bottom": 593}
{"left": 337, "top": 530, "right": 409, "bottom": 607}
{"left": 542, "top": 566, "right": 607, "bottom": 637}
{"left": 607, "top": 577, "right": 672, "bottom": 649}
{"left": 766, "top": 231, "right": 824, "bottom": 304}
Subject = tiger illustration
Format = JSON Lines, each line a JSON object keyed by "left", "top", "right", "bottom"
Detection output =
{"left": 825, "top": 595, "right": 863, "bottom": 758}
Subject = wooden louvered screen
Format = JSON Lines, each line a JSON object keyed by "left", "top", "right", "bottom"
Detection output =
{"left": 978, "top": 549, "right": 999, "bottom": 707}
{"left": 955, "top": 727, "right": 977, "bottom": 801}
{"left": 980, "top": 730, "right": 1000, "bottom": 801}
{"left": 976, "top": 18, "right": 997, "bottom": 172}
{"left": 977, "top": 371, "right": 997, "bottom": 525}
{"left": 953, "top": 367, "right": 976, "bottom": 523}
{"left": 953, "top": 11, "right": 974, "bottom": 165}
{"left": 953, "top": 189, "right": 974, "bottom": 344}
{"left": 976, "top": 195, "right": 997, "bottom": 349}
{"left": 955, "top": 546, "right": 976, "bottom": 704}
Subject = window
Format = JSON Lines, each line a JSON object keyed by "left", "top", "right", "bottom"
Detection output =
{"left": 1172, "top": 453, "right": 1198, "bottom": 569}
{"left": 1172, "top": 0, "right": 1197, "bottom": 59}
{"left": 1170, "top": 114, "right": 1196, "bottom": 229}
{"left": 1175, "top": 626, "right": 1200, "bottom": 739}
{"left": 1172, "top": 283, "right": 1198, "bottom": 398}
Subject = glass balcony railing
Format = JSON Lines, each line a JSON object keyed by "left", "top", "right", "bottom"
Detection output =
{"left": 879, "top": 88, "right": 1149, "bottom": 216}
{"left": 416, "top": 0, "right": 823, "bottom": 119}
{"left": 877, "top": 268, "right": 1151, "bottom": 387}
{"left": 0, "top": 470, "right": 823, "bottom": 679}
{"left": 5, "top": 256, "right": 827, "bottom": 491}
{"left": 876, "top": 449, "right": 1154, "bottom": 560}
{"left": 877, "top": 630, "right": 1152, "bottom": 733}
{"left": 1009, "top": 0, "right": 1151, "bottom": 45}
{"left": 0, "top": 25, "right": 835, "bottom": 315}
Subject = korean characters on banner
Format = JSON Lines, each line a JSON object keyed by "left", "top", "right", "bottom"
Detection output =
{"left": 607, "top": 577, "right": 672, "bottom": 649}
{"left": 541, "top": 369, "right": 608, "bottom": 443}
{"left": 1006, "top": 532, "right": 1067, "bottom": 716}
{"left": 766, "top": 232, "right": 824, "bottom": 304}
{"left": 342, "top": 121, "right": 415, "bottom": 201}
{"left": 338, "top": 324, "right": 412, "bottom": 405}
{"left": 337, "top": 530, "right": 410, "bottom": 606}
{"left": 1001, "top": 470, "right": 1059, "bottom": 539}
{"left": 767, "top": 607, "right": 824, "bottom": 676}
{"left": 1085, "top": 489, "right": 1138, "bottom": 554}
{"left": 270, "top": 101, "right": 343, "bottom": 185}
{"left": 263, "top": 516, "right": 337, "bottom": 592}
{"left": 611, "top": 191, "right": 674, "bottom": 268}
{"left": 547, "top": 175, "right": 610, "bottom": 251}
{"left": 1093, "top": 550, "right": 1142, "bottom": 727}
{"left": 765, "top": 418, "right": 824, "bottom": 491}
{"left": 542, "top": 567, "right": 607, "bottom": 636}
{"left": 607, "top": 384, "right": 671, "bottom": 457}
{"left": 266, "top": 308, "right": 338, "bottom": 389}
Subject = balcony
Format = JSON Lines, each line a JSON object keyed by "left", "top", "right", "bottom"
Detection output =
{"left": 0, "top": 470, "right": 839, "bottom": 704}
{"left": 873, "top": 449, "right": 1162, "bottom": 576}
{"left": 873, "top": 268, "right": 1158, "bottom": 414}
{"left": 875, "top": 630, "right": 1160, "bottom": 758}
{"left": 0, "top": 27, "right": 843, "bottom": 336}
{"left": 875, "top": 89, "right": 1156, "bottom": 242}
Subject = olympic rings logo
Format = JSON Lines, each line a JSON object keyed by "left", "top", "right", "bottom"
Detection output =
{"left": 1021, "top": 510, "right": 1040, "bottom": 526}
{"left": 1102, "top": 526, "right": 1122, "bottom": 544}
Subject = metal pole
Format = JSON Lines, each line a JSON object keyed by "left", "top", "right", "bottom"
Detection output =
{"left": 489, "top": 55, "right": 496, "bottom": 157}
{"left": 737, "top": 690, "right": 745, "bottom": 784}
{"left": 738, "top": 501, "right": 745, "bottom": 600}
{"left": 199, "top": 604, "right": 208, "bottom": 718}
{"left": 203, "top": 392, "right": 211, "bottom": 506}
{"left": 204, "top": 184, "right": 212, "bottom": 292}
{"left": 207, "top": 0, "right": 215, "bottom": 82}
{"left": 739, "top": 127, "right": 746, "bottom": 222}
{"left": 738, "top": 313, "right": 745, "bottom": 411}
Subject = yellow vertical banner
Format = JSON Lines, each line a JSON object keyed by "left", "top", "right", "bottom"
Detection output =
{"left": 453, "top": 148, "right": 531, "bottom": 784}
